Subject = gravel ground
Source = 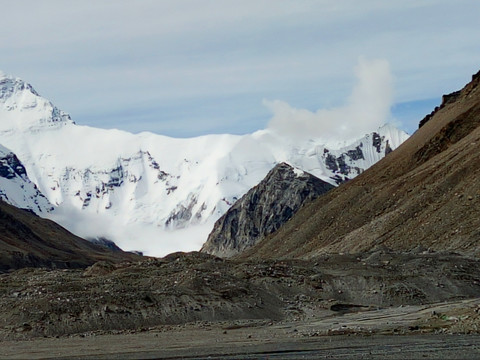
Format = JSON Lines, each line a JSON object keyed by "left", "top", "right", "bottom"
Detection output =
{"left": 1, "top": 299, "right": 480, "bottom": 359}
{"left": 0, "top": 250, "right": 480, "bottom": 358}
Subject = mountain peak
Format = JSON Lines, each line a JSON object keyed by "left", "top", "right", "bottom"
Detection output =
{"left": 201, "top": 162, "right": 335, "bottom": 258}
{"left": 0, "top": 71, "right": 74, "bottom": 132}
{"left": 241, "top": 69, "right": 480, "bottom": 260}
{"left": 0, "top": 72, "right": 40, "bottom": 103}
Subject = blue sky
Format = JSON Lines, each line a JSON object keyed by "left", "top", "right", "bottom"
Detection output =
{"left": 2, "top": 1, "right": 480, "bottom": 138}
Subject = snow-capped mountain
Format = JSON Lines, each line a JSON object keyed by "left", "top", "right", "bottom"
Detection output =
{"left": 0, "top": 143, "right": 53, "bottom": 213}
{"left": 0, "top": 72, "right": 409, "bottom": 256}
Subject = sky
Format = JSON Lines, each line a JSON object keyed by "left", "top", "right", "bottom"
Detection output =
{"left": 2, "top": 0, "right": 480, "bottom": 139}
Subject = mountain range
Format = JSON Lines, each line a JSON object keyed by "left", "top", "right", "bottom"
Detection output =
{"left": 0, "top": 72, "right": 408, "bottom": 256}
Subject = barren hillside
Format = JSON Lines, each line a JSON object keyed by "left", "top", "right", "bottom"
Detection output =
{"left": 243, "top": 71, "right": 480, "bottom": 259}
{"left": 0, "top": 200, "right": 139, "bottom": 271}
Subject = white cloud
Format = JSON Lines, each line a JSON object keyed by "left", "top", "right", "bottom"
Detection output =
{"left": 47, "top": 206, "right": 213, "bottom": 256}
{"left": 265, "top": 57, "right": 393, "bottom": 144}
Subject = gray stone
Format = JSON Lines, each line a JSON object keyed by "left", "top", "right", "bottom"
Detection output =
{"left": 201, "top": 163, "right": 335, "bottom": 257}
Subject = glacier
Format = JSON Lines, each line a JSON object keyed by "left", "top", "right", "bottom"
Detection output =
{"left": 0, "top": 72, "right": 409, "bottom": 256}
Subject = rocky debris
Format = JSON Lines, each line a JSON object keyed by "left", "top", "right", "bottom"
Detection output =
{"left": 83, "top": 261, "right": 116, "bottom": 276}
{"left": 201, "top": 163, "right": 334, "bottom": 257}
{"left": 0, "top": 250, "right": 480, "bottom": 340}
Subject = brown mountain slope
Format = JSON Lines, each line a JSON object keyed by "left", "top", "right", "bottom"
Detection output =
{"left": 0, "top": 200, "right": 139, "bottom": 270}
{"left": 241, "top": 71, "right": 480, "bottom": 259}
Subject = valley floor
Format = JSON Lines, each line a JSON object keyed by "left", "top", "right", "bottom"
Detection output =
{"left": 0, "top": 250, "right": 480, "bottom": 358}
{"left": 1, "top": 298, "right": 480, "bottom": 359}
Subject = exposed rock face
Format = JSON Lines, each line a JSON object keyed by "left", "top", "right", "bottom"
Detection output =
{"left": 201, "top": 163, "right": 335, "bottom": 257}
{"left": 88, "top": 237, "right": 124, "bottom": 252}
{"left": 0, "top": 151, "right": 26, "bottom": 179}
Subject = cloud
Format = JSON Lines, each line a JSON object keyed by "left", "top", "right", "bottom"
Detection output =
{"left": 264, "top": 57, "right": 393, "bottom": 144}
{"left": 47, "top": 206, "right": 212, "bottom": 257}
{"left": 1, "top": 2, "right": 480, "bottom": 137}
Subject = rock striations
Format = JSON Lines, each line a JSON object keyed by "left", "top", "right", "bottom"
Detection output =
{"left": 201, "top": 163, "right": 334, "bottom": 257}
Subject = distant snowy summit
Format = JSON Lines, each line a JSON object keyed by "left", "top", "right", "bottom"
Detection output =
{"left": 0, "top": 72, "right": 409, "bottom": 256}
{"left": 0, "top": 73, "right": 73, "bottom": 132}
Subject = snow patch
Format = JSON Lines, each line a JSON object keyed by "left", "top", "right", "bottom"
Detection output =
{"left": 292, "top": 167, "right": 305, "bottom": 177}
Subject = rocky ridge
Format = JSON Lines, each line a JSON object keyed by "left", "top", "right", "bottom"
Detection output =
{"left": 201, "top": 163, "right": 334, "bottom": 257}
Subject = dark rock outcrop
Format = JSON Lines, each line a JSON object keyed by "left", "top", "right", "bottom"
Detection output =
{"left": 201, "top": 163, "right": 335, "bottom": 257}
{"left": 0, "top": 152, "right": 26, "bottom": 179}
{"left": 419, "top": 70, "right": 480, "bottom": 129}
{"left": 89, "top": 237, "right": 124, "bottom": 252}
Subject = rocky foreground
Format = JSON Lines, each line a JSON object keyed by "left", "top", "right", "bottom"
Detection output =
{"left": 1, "top": 249, "right": 480, "bottom": 348}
